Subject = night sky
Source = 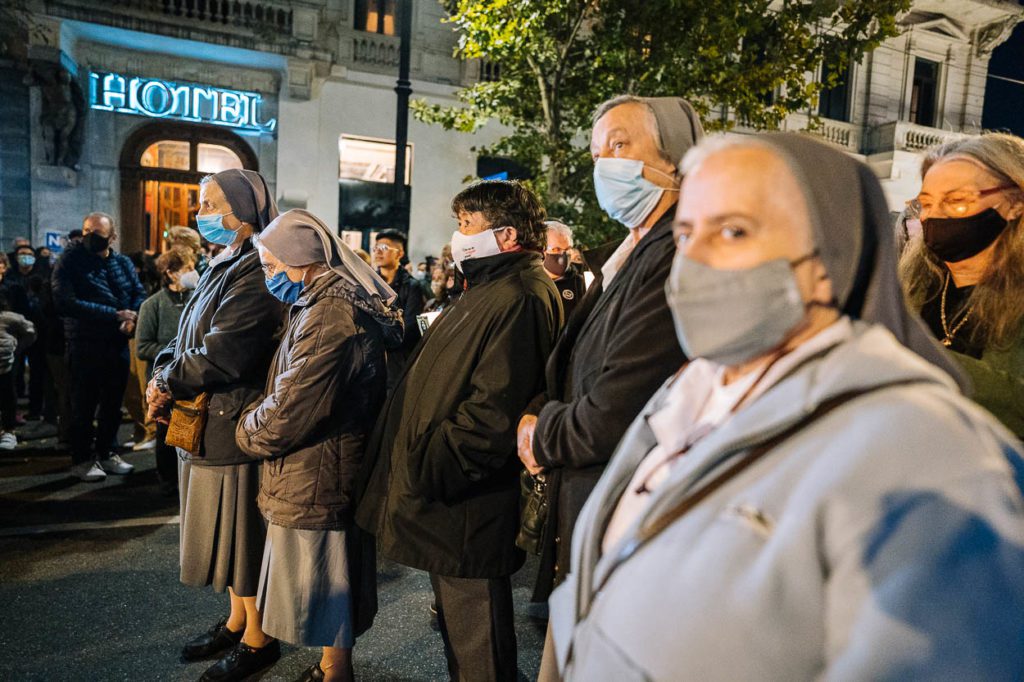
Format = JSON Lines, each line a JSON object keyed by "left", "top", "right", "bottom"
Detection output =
{"left": 983, "top": 14, "right": 1024, "bottom": 135}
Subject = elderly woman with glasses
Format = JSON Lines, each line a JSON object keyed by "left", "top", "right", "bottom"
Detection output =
{"left": 900, "top": 132, "right": 1024, "bottom": 438}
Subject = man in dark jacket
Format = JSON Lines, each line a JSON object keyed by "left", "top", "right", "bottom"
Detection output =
{"left": 542, "top": 220, "right": 587, "bottom": 321}
{"left": 53, "top": 212, "right": 146, "bottom": 482}
{"left": 517, "top": 96, "right": 704, "bottom": 609}
{"left": 372, "top": 228, "right": 426, "bottom": 390}
{"left": 357, "top": 181, "right": 563, "bottom": 682}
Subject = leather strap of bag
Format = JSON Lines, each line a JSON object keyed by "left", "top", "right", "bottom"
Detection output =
{"left": 594, "top": 380, "right": 926, "bottom": 597}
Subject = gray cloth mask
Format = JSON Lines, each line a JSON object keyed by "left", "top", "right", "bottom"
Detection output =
{"left": 665, "top": 253, "right": 815, "bottom": 366}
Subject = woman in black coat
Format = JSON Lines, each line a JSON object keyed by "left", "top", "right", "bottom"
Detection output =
{"left": 148, "top": 169, "right": 284, "bottom": 682}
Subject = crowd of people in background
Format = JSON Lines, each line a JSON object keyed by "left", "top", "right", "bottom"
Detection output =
{"left": 19, "top": 93, "right": 1024, "bottom": 682}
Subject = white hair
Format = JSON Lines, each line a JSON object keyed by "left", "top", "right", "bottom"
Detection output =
{"left": 545, "top": 220, "right": 574, "bottom": 248}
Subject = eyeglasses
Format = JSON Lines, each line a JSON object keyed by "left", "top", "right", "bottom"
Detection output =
{"left": 372, "top": 244, "right": 399, "bottom": 254}
{"left": 908, "top": 185, "right": 1016, "bottom": 219}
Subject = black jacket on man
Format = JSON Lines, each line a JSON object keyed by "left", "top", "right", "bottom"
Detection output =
{"left": 381, "top": 266, "right": 426, "bottom": 390}
{"left": 154, "top": 239, "right": 283, "bottom": 467}
{"left": 528, "top": 208, "right": 686, "bottom": 598}
{"left": 356, "top": 251, "right": 562, "bottom": 578}
{"left": 52, "top": 243, "right": 146, "bottom": 344}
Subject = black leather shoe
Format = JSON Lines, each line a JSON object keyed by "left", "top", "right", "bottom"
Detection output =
{"left": 295, "top": 663, "right": 325, "bottom": 682}
{"left": 199, "top": 640, "right": 281, "bottom": 682}
{"left": 180, "top": 619, "right": 243, "bottom": 662}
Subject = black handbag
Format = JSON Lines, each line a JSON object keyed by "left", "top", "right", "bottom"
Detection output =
{"left": 515, "top": 470, "right": 549, "bottom": 555}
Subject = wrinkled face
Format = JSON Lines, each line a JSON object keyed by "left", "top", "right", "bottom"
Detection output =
{"left": 256, "top": 243, "right": 304, "bottom": 284}
{"left": 917, "top": 158, "right": 1023, "bottom": 222}
{"left": 372, "top": 237, "right": 403, "bottom": 269}
{"left": 197, "top": 181, "right": 244, "bottom": 231}
{"left": 456, "top": 210, "right": 519, "bottom": 251}
{"left": 590, "top": 102, "right": 677, "bottom": 182}
{"left": 675, "top": 145, "right": 832, "bottom": 304}
{"left": 546, "top": 229, "right": 571, "bottom": 254}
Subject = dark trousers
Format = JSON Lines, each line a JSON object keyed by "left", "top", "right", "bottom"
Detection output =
{"left": 154, "top": 421, "right": 178, "bottom": 487}
{"left": 0, "top": 371, "right": 16, "bottom": 431}
{"left": 46, "top": 352, "right": 71, "bottom": 443}
{"left": 429, "top": 574, "right": 518, "bottom": 682}
{"left": 67, "top": 340, "right": 130, "bottom": 465}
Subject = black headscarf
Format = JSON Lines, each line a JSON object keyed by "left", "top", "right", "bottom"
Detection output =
{"left": 211, "top": 169, "right": 278, "bottom": 232}
{"left": 756, "top": 132, "right": 969, "bottom": 392}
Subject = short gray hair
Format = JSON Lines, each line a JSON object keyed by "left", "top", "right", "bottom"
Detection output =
{"left": 591, "top": 95, "right": 671, "bottom": 164}
{"left": 83, "top": 211, "right": 115, "bottom": 231}
{"left": 545, "top": 219, "right": 574, "bottom": 248}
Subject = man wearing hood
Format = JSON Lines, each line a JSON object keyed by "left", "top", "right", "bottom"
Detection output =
{"left": 517, "top": 96, "right": 703, "bottom": 605}
{"left": 547, "top": 133, "right": 1024, "bottom": 680}
{"left": 356, "top": 180, "right": 562, "bottom": 681}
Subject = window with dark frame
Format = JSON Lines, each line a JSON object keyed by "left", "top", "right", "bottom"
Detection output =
{"left": 355, "top": 0, "right": 398, "bottom": 36}
{"left": 909, "top": 57, "right": 940, "bottom": 127}
{"left": 818, "top": 61, "right": 851, "bottom": 122}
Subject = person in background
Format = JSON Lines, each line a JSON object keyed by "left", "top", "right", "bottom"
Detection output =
{"left": 354, "top": 248, "right": 372, "bottom": 267}
{"left": 547, "top": 131, "right": 1024, "bottom": 681}
{"left": 7, "top": 237, "right": 31, "bottom": 268}
{"left": 166, "top": 225, "right": 208, "bottom": 275}
{"left": 517, "top": 96, "right": 701, "bottom": 613}
{"left": 372, "top": 228, "right": 426, "bottom": 390}
{"left": 53, "top": 211, "right": 145, "bottom": 482}
{"left": 36, "top": 246, "right": 54, "bottom": 267}
{"left": 66, "top": 229, "right": 83, "bottom": 246}
{"left": 147, "top": 169, "right": 284, "bottom": 682}
{"left": 7, "top": 243, "right": 46, "bottom": 422}
{"left": 900, "top": 132, "right": 1024, "bottom": 440}
{"left": 542, "top": 220, "right": 587, "bottom": 321}
{"left": 38, "top": 252, "right": 70, "bottom": 445}
{"left": 125, "top": 250, "right": 161, "bottom": 451}
{"left": 0, "top": 253, "right": 32, "bottom": 320}
{"left": 423, "top": 263, "right": 451, "bottom": 314}
{"left": 238, "top": 210, "right": 403, "bottom": 682}
{"left": 357, "top": 181, "right": 562, "bottom": 681}
{"left": 135, "top": 247, "right": 196, "bottom": 496}
{"left": 0, "top": 293, "right": 35, "bottom": 450}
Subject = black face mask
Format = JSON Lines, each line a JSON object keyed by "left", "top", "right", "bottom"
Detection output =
{"left": 82, "top": 233, "right": 110, "bottom": 254}
{"left": 544, "top": 252, "right": 569, "bottom": 278}
{"left": 922, "top": 208, "right": 1008, "bottom": 263}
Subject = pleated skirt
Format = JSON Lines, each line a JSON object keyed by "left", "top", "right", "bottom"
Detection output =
{"left": 258, "top": 523, "right": 355, "bottom": 648}
{"left": 178, "top": 458, "right": 265, "bottom": 597}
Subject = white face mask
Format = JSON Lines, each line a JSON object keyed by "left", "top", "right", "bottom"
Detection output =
{"left": 450, "top": 227, "right": 506, "bottom": 270}
{"left": 593, "top": 157, "right": 678, "bottom": 228}
{"left": 178, "top": 269, "right": 200, "bottom": 290}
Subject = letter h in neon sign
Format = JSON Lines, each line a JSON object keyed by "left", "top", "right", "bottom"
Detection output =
{"left": 89, "top": 71, "right": 276, "bottom": 135}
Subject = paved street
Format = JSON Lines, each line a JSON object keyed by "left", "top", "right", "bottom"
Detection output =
{"left": 0, "top": 425, "right": 546, "bottom": 681}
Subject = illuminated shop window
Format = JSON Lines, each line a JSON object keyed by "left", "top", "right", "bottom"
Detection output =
{"left": 197, "top": 143, "right": 244, "bottom": 173}
{"left": 355, "top": 0, "right": 397, "bottom": 36}
{"left": 339, "top": 135, "right": 412, "bottom": 184}
{"left": 140, "top": 140, "right": 190, "bottom": 170}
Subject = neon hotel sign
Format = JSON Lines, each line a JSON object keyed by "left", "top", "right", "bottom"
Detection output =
{"left": 89, "top": 71, "right": 277, "bottom": 135}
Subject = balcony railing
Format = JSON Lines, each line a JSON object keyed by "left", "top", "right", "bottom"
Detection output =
{"left": 350, "top": 32, "right": 401, "bottom": 68}
{"left": 866, "top": 121, "right": 967, "bottom": 154}
{"left": 45, "top": 0, "right": 295, "bottom": 42}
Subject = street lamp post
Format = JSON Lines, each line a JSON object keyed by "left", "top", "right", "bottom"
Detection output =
{"left": 392, "top": 0, "right": 412, "bottom": 234}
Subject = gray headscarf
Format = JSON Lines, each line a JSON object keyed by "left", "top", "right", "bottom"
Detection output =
{"left": 211, "top": 169, "right": 278, "bottom": 231}
{"left": 640, "top": 97, "right": 705, "bottom": 167}
{"left": 259, "top": 209, "right": 400, "bottom": 315}
{"left": 756, "top": 132, "right": 969, "bottom": 392}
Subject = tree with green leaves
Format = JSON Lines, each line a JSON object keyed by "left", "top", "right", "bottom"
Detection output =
{"left": 415, "top": 0, "right": 911, "bottom": 246}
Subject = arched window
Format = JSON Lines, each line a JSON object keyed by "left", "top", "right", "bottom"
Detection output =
{"left": 139, "top": 140, "right": 243, "bottom": 173}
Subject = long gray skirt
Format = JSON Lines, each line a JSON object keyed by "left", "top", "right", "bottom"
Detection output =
{"left": 258, "top": 523, "right": 355, "bottom": 648}
{"left": 179, "top": 458, "right": 265, "bottom": 597}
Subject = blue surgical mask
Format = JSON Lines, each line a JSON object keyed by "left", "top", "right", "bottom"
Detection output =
{"left": 593, "top": 157, "right": 678, "bottom": 228}
{"left": 16, "top": 255, "right": 35, "bottom": 268}
{"left": 196, "top": 212, "right": 237, "bottom": 246}
{"left": 265, "top": 270, "right": 303, "bottom": 303}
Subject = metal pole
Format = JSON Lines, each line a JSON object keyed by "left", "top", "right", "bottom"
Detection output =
{"left": 393, "top": 0, "right": 413, "bottom": 233}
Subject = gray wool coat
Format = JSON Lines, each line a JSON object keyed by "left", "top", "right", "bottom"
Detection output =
{"left": 550, "top": 321, "right": 1024, "bottom": 681}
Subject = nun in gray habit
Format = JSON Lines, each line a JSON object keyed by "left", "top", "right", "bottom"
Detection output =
{"left": 544, "top": 133, "right": 1024, "bottom": 680}
{"left": 237, "top": 209, "right": 402, "bottom": 681}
